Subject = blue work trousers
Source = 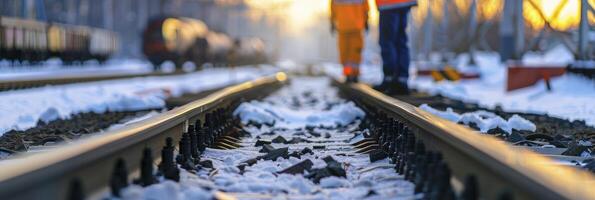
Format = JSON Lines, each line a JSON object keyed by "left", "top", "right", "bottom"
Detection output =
{"left": 379, "top": 8, "right": 410, "bottom": 83}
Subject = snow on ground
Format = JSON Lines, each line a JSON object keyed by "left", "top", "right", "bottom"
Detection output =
{"left": 410, "top": 52, "right": 595, "bottom": 127}
{"left": 0, "top": 66, "right": 278, "bottom": 136}
{"left": 114, "top": 77, "right": 414, "bottom": 200}
{"left": 419, "top": 104, "right": 536, "bottom": 134}
{"left": 234, "top": 77, "right": 365, "bottom": 129}
{"left": 0, "top": 59, "right": 154, "bottom": 80}
{"left": 321, "top": 46, "right": 595, "bottom": 127}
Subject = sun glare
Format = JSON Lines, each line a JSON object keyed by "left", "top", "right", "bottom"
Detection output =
{"left": 244, "top": 0, "right": 592, "bottom": 34}
{"left": 245, "top": 0, "right": 329, "bottom": 35}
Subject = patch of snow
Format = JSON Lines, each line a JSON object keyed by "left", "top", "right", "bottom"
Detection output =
{"left": 118, "top": 177, "right": 213, "bottom": 200}
{"left": 323, "top": 47, "right": 595, "bottom": 127}
{"left": 0, "top": 66, "right": 278, "bottom": 136}
{"left": 419, "top": 104, "right": 461, "bottom": 122}
{"left": 320, "top": 176, "right": 351, "bottom": 188}
{"left": 419, "top": 104, "right": 536, "bottom": 134}
{"left": 233, "top": 77, "right": 365, "bottom": 129}
{"left": 523, "top": 44, "right": 574, "bottom": 66}
{"left": 38, "top": 107, "right": 61, "bottom": 124}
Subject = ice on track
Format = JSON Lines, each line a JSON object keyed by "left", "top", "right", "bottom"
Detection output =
{"left": 114, "top": 77, "right": 414, "bottom": 200}
{"left": 322, "top": 45, "right": 595, "bottom": 127}
{"left": 419, "top": 104, "right": 536, "bottom": 134}
{"left": 0, "top": 66, "right": 278, "bottom": 136}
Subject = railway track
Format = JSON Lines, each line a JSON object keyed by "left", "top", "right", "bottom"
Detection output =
{"left": 0, "top": 70, "right": 188, "bottom": 91}
{"left": 0, "top": 73, "right": 593, "bottom": 200}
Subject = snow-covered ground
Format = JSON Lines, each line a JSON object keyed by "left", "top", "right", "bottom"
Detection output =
{"left": 419, "top": 104, "right": 536, "bottom": 134}
{"left": 322, "top": 46, "right": 595, "bottom": 127}
{"left": 0, "top": 66, "right": 278, "bottom": 136}
{"left": 113, "top": 77, "right": 414, "bottom": 200}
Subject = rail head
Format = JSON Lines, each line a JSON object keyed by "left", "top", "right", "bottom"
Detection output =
{"left": 339, "top": 82, "right": 595, "bottom": 200}
{"left": 0, "top": 72, "right": 287, "bottom": 199}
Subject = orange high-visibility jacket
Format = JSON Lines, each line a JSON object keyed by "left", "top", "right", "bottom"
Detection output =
{"left": 330, "top": 0, "right": 369, "bottom": 32}
{"left": 375, "top": 0, "right": 417, "bottom": 11}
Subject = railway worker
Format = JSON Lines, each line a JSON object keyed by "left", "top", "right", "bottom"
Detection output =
{"left": 374, "top": 0, "right": 417, "bottom": 95}
{"left": 330, "top": 0, "right": 370, "bottom": 83}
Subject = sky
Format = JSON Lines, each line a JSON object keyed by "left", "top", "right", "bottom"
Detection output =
{"left": 243, "top": 0, "right": 594, "bottom": 34}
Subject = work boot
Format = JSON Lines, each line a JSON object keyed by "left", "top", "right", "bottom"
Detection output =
{"left": 373, "top": 75, "right": 390, "bottom": 92}
{"left": 373, "top": 81, "right": 390, "bottom": 92}
{"left": 346, "top": 76, "right": 359, "bottom": 83}
{"left": 387, "top": 81, "right": 410, "bottom": 96}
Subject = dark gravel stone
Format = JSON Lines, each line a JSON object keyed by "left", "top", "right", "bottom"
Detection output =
{"left": 506, "top": 132, "right": 525, "bottom": 143}
{"left": 261, "top": 131, "right": 276, "bottom": 136}
{"left": 259, "top": 144, "right": 275, "bottom": 153}
{"left": 309, "top": 131, "right": 321, "bottom": 137}
{"left": 288, "top": 151, "right": 302, "bottom": 159}
{"left": 241, "top": 158, "right": 258, "bottom": 166}
{"left": 262, "top": 147, "right": 289, "bottom": 161}
{"left": 237, "top": 163, "right": 248, "bottom": 172}
{"left": 293, "top": 131, "right": 306, "bottom": 136}
{"left": 198, "top": 160, "right": 213, "bottom": 169}
{"left": 286, "top": 137, "right": 310, "bottom": 144}
{"left": 366, "top": 190, "right": 378, "bottom": 197}
{"left": 306, "top": 156, "right": 346, "bottom": 183}
{"left": 323, "top": 156, "right": 346, "bottom": 177}
{"left": 254, "top": 140, "right": 271, "bottom": 147}
{"left": 525, "top": 133, "right": 554, "bottom": 141}
{"left": 562, "top": 142, "right": 591, "bottom": 156}
{"left": 278, "top": 159, "right": 313, "bottom": 175}
{"left": 313, "top": 145, "right": 325, "bottom": 149}
{"left": 306, "top": 168, "right": 333, "bottom": 183}
{"left": 301, "top": 147, "right": 314, "bottom": 155}
{"left": 369, "top": 149, "right": 388, "bottom": 162}
{"left": 467, "top": 123, "right": 480, "bottom": 131}
{"left": 272, "top": 135, "right": 288, "bottom": 143}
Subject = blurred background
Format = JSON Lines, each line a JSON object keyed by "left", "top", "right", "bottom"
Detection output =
{"left": 1, "top": 0, "right": 592, "bottom": 65}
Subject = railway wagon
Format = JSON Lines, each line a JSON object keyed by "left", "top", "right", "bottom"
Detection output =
{"left": 142, "top": 16, "right": 268, "bottom": 70}
{"left": 0, "top": 16, "right": 118, "bottom": 64}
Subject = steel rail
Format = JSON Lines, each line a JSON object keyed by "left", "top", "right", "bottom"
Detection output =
{"left": 337, "top": 82, "right": 595, "bottom": 200}
{"left": 0, "top": 72, "right": 287, "bottom": 200}
{"left": 0, "top": 70, "right": 188, "bottom": 91}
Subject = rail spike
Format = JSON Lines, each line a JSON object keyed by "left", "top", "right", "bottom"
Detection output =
{"left": 110, "top": 158, "right": 129, "bottom": 197}
{"left": 159, "top": 137, "right": 180, "bottom": 182}
{"left": 135, "top": 148, "right": 157, "bottom": 187}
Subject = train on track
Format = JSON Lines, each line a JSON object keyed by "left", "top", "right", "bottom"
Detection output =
{"left": 142, "top": 17, "right": 267, "bottom": 69}
{"left": 0, "top": 16, "right": 118, "bottom": 64}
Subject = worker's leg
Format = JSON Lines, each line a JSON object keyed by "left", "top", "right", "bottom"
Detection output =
{"left": 337, "top": 32, "right": 349, "bottom": 66}
{"left": 378, "top": 10, "right": 399, "bottom": 83}
{"left": 394, "top": 8, "right": 410, "bottom": 83}
{"left": 345, "top": 31, "right": 363, "bottom": 82}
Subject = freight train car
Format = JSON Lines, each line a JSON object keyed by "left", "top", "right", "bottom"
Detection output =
{"left": 142, "top": 16, "right": 267, "bottom": 69}
{"left": 0, "top": 16, "right": 118, "bottom": 64}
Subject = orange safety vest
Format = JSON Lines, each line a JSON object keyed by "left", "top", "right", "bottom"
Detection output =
{"left": 375, "top": 0, "right": 417, "bottom": 10}
{"left": 330, "top": 0, "right": 369, "bottom": 31}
